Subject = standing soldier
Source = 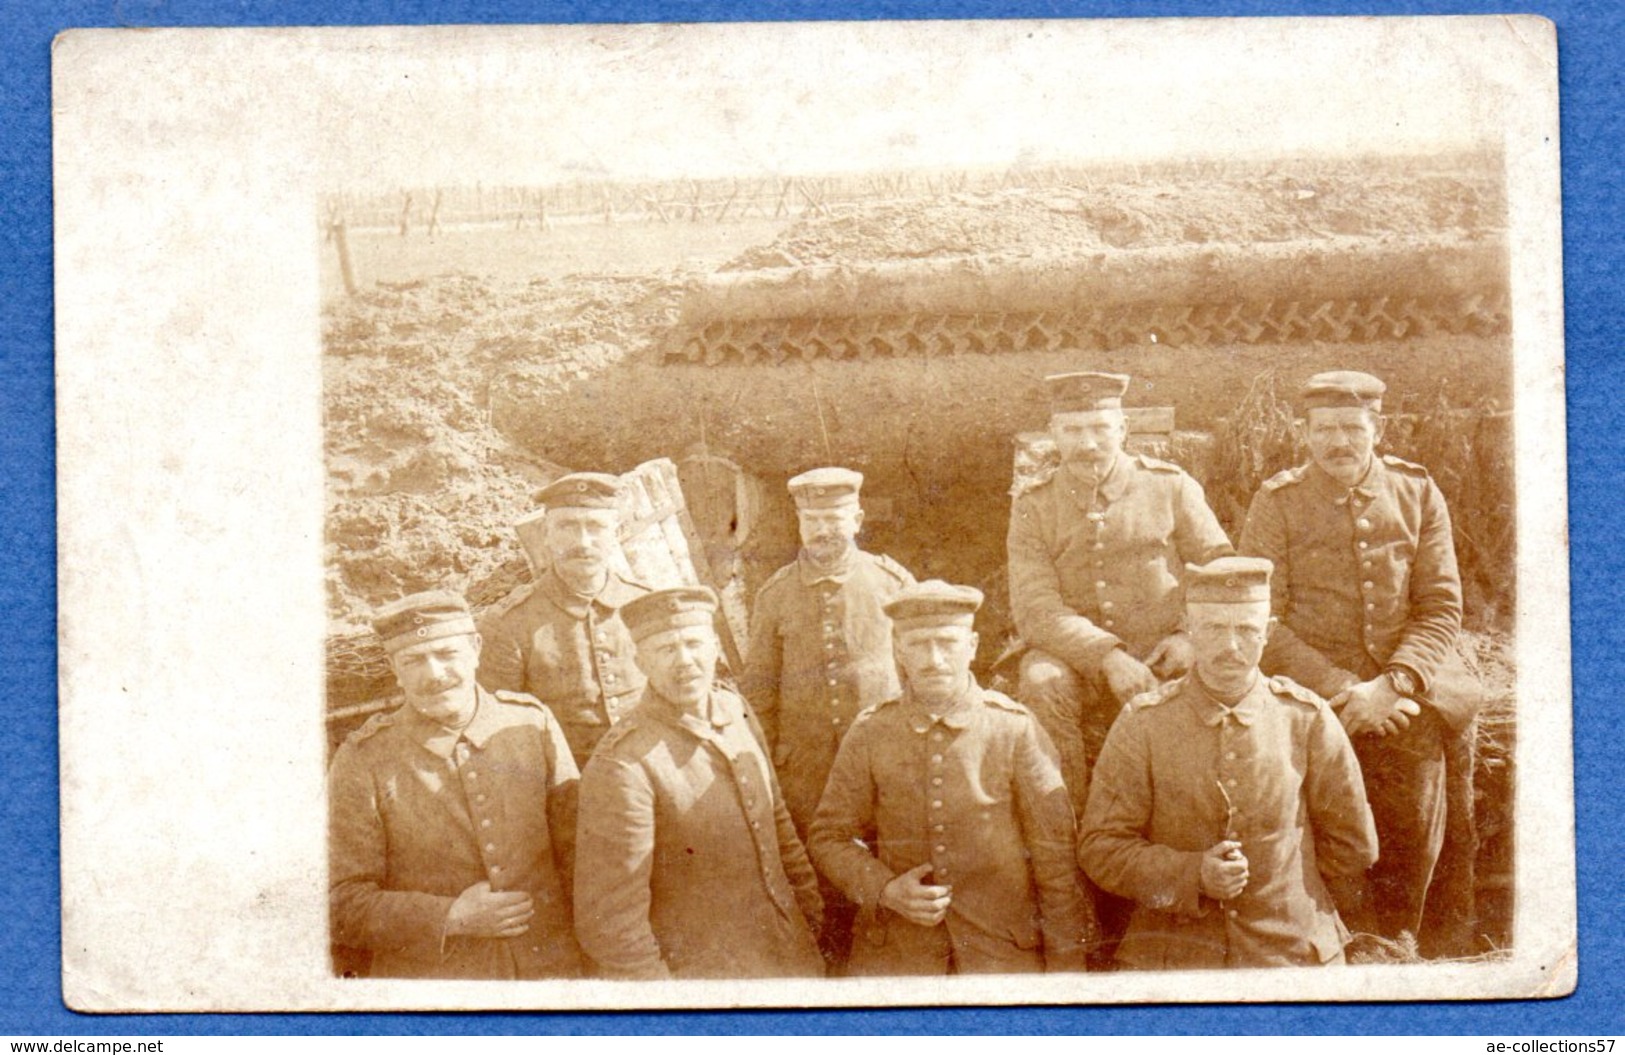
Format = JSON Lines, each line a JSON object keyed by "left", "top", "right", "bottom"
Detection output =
{"left": 809, "top": 580, "right": 1094, "bottom": 976}
{"left": 573, "top": 586, "right": 825, "bottom": 980}
{"left": 1078, "top": 558, "right": 1378, "bottom": 969}
{"left": 1239, "top": 371, "right": 1484, "bottom": 955}
{"left": 1007, "top": 371, "right": 1234, "bottom": 815}
{"left": 477, "top": 471, "right": 652, "bottom": 767}
{"left": 740, "top": 466, "right": 915, "bottom": 967}
{"left": 328, "top": 591, "right": 583, "bottom": 979}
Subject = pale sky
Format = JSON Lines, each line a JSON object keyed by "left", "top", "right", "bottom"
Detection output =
{"left": 291, "top": 18, "right": 1531, "bottom": 191}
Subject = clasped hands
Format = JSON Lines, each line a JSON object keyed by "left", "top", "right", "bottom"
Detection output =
{"left": 1331, "top": 675, "right": 1420, "bottom": 737}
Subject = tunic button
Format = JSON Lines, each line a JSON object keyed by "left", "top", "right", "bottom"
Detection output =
{"left": 1101, "top": 601, "right": 1114, "bottom": 610}
{"left": 1358, "top": 540, "right": 1369, "bottom": 549}
{"left": 1227, "top": 909, "right": 1238, "bottom": 920}
{"left": 931, "top": 754, "right": 943, "bottom": 764}
{"left": 933, "top": 824, "right": 945, "bottom": 833}
{"left": 931, "top": 800, "right": 943, "bottom": 809}
{"left": 1362, "top": 581, "right": 1374, "bottom": 590}
{"left": 931, "top": 777, "right": 942, "bottom": 786}
{"left": 480, "top": 818, "right": 491, "bottom": 829}
{"left": 465, "top": 771, "right": 477, "bottom": 781}
{"left": 825, "top": 642, "right": 835, "bottom": 651}
{"left": 1225, "top": 779, "right": 1237, "bottom": 788}
{"left": 1103, "top": 620, "right": 1115, "bottom": 629}
{"left": 828, "top": 678, "right": 838, "bottom": 687}
{"left": 935, "top": 845, "right": 946, "bottom": 854}
{"left": 931, "top": 732, "right": 943, "bottom": 742}
{"left": 1357, "top": 518, "right": 1371, "bottom": 530}
{"left": 491, "top": 865, "right": 502, "bottom": 874}
{"left": 752, "top": 821, "right": 761, "bottom": 830}
{"left": 832, "top": 717, "right": 841, "bottom": 726}
{"left": 1092, "top": 543, "right": 1104, "bottom": 551}
{"left": 1366, "top": 602, "right": 1376, "bottom": 611}
{"left": 1224, "top": 752, "right": 1236, "bottom": 761}
{"left": 531, "top": 946, "right": 540, "bottom": 954}
{"left": 485, "top": 843, "right": 496, "bottom": 853}
{"left": 1094, "top": 581, "right": 1106, "bottom": 589}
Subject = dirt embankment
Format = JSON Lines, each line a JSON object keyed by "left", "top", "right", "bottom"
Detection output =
{"left": 323, "top": 273, "right": 684, "bottom": 636}
{"left": 723, "top": 169, "right": 1502, "bottom": 269}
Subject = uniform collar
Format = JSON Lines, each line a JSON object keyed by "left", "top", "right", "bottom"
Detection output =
{"left": 408, "top": 686, "right": 504, "bottom": 759}
{"left": 1306, "top": 458, "right": 1382, "bottom": 505}
{"left": 1060, "top": 453, "right": 1131, "bottom": 507}
{"left": 539, "top": 566, "right": 638, "bottom": 618}
{"left": 798, "top": 549, "right": 855, "bottom": 586}
{"left": 903, "top": 676, "right": 980, "bottom": 732}
{"left": 1187, "top": 673, "right": 1265, "bottom": 728}
{"left": 645, "top": 686, "right": 740, "bottom": 742}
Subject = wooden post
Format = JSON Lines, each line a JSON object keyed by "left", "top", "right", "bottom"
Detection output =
{"left": 331, "top": 219, "right": 357, "bottom": 296}
{"left": 426, "top": 188, "right": 442, "bottom": 237}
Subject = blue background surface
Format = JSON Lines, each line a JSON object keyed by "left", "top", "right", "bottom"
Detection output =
{"left": 3, "top": 0, "right": 1617, "bottom": 1036}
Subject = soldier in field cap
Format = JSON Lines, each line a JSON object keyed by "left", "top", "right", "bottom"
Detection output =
{"left": 328, "top": 590, "right": 583, "bottom": 979}
{"left": 477, "top": 471, "right": 653, "bottom": 766}
{"left": 809, "top": 580, "right": 1094, "bottom": 976}
{"left": 739, "top": 465, "right": 915, "bottom": 970}
{"left": 1240, "top": 370, "right": 1485, "bottom": 956}
{"left": 1078, "top": 557, "right": 1378, "bottom": 969}
{"left": 1007, "top": 371, "right": 1233, "bottom": 833}
{"left": 573, "top": 585, "right": 825, "bottom": 979}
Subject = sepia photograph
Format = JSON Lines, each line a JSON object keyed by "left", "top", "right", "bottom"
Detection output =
{"left": 53, "top": 16, "right": 1570, "bottom": 1011}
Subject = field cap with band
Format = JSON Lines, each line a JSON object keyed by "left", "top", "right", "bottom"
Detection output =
{"left": 884, "top": 579, "right": 984, "bottom": 632}
{"left": 374, "top": 590, "right": 478, "bottom": 653}
{"left": 788, "top": 466, "right": 864, "bottom": 509}
{"left": 1046, "top": 371, "right": 1130, "bottom": 414}
{"left": 536, "top": 471, "right": 622, "bottom": 510}
{"left": 1184, "top": 556, "right": 1274, "bottom": 605}
{"left": 1299, "top": 370, "right": 1386, "bottom": 412}
{"left": 621, "top": 585, "right": 719, "bottom": 642}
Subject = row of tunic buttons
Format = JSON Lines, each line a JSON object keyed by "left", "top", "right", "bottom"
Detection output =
{"left": 459, "top": 745, "right": 547, "bottom": 956}
{"left": 823, "top": 613, "right": 843, "bottom": 724}
{"left": 1087, "top": 511, "right": 1115, "bottom": 629}
{"left": 925, "top": 728, "right": 950, "bottom": 880}
{"left": 594, "top": 625, "right": 620, "bottom": 692}
{"left": 1355, "top": 514, "right": 1376, "bottom": 638}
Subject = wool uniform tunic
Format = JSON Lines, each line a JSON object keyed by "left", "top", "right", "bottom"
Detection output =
{"left": 1078, "top": 674, "right": 1377, "bottom": 969}
{"left": 740, "top": 549, "right": 915, "bottom": 836}
{"left": 809, "top": 680, "right": 1094, "bottom": 975}
{"left": 328, "top": 687, "right": 583, "bottom": 979}
{"left": 476, "top": 568, "right": 652, "bottom": 765}
{"left": 1240, "top": 454, "right": 1484, "bottom": 947}
{"left": 572, "top": 686, "right": 825, "bottom": 980}
{"left": 1008, "top": 453, "right": 1233, "bottom": 812}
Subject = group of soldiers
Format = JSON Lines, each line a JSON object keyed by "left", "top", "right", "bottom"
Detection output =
{"left": 328, "top": 367, "right": 1483, "bottom": 980}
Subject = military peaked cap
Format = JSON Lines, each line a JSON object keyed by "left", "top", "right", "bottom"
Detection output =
{"left": 535, "top": 471, "right": 622, "bottom": 510}
{"left": 1046, "top": 371, "right": 1130, "bottom": 414}
{"left": 621, "top": 585, "right": 719, "bottom": 641}
{"left": 1184, "top": 556, "right": 1274, "bottom": 605}
{"left": 1299, "top": 371, "right": 1386, "bottom": 412}
{"left": 788, "top": 466, "right": 864, "bottom": 509}
{"left": 373, "top": 590, "right": 477, "bottom": 653}
{"left": 884, "top": 579, "right": 984, "bottom": 631}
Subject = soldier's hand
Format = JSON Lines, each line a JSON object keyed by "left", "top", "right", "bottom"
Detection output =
{"left": 880, "top": 862, "right": 952, "bottom": 927}
{"left": 1145, "top": 632, "right": 1194, "bottom": 680}
{"left": 445, "top": 881, "right": 534, "bottom": 939}
{"left": 1331, "top": 678, "right": 1421, "bottom": 737}
{"left": 1102, "top": 648, "right": 1158, "bottom": 703}
{"left": 1199, "top": 840, "right": 1249, "bottom": 901}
